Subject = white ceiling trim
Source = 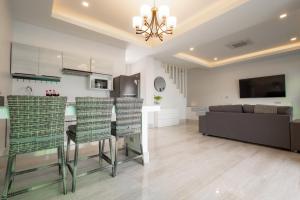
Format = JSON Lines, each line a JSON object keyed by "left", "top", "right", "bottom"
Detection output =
{"left": 52, "top": 1, "right": 148, "bottom": 47}
{"left": 174, "top": 42, "right": 300, "bottom": 68}
{"left": 51, "top": 0, "right": 249, "bottom": 48}
{"left": 175, "top": 0, "right": 250, "bottom": 36}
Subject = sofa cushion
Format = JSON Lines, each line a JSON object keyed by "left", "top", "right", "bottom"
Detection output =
{"left": 254, "top": 105, "right": 277, "bottom": 114}
{"left": 209, "top": 105, "right": 243, "bottom": 113}
{"left": 243, "top": 104, "right": 254, "bottom": 113}
{"left": 277, "top": 106, "right": 292, "bottom": 115}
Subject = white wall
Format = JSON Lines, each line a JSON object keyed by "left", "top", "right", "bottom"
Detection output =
{"left": 129, "top": 57, "right": 187, "bottom": 126}
{"left": 0, "top": 0, "right": 12, "bottom": 97}
{"left": 0, "top": 0, "right": 12, "bottom": 154}
{"left": 187, "top": 52, "right": 300, "bottom": 119}
{"left": 12, "top": 21, "right": 126, "bottom": 101}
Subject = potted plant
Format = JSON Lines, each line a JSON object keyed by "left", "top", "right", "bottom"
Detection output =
{"left": 154, "top": 95, "right": 162, "bottom": 105}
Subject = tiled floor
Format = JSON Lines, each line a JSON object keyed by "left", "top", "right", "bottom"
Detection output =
{"left": 1, "top": 121, "right": 300, "bottom": 200}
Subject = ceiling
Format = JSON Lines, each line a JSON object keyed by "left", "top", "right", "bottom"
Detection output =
{"left": 186, "top": 8, "right": 300, "bottom": 61}
{"left": 10, "top": 0, "right": 300, "bottom": 68}
{"left": 54, "top": 0, "right": 220, "bottom": 35}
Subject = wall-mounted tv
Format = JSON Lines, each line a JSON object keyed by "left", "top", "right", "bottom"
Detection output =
{"left": 239, "top": 75, "right": 286, "bottom": 98}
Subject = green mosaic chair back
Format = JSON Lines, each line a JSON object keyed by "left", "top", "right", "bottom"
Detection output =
{"left": 115, "top": 98, "right": 143, "bottom": 136}
{"left": 75, "top": 97, "right": 114, "bottom": 143}
{"left": 7, "top": 96, "right": 67, "bottom": 156}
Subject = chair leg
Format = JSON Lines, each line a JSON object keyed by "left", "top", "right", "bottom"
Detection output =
{"left": 57, "top": 147, "right": 62, "bottom": 176}
{"left": 98, "top": 140, "right": 102, "bottom": 166}
{"left": 139, "top": 135, "right": 144, "bottom": 166}
{"left": 108, "top": 138, "right": 114, "bottom": 177}
{"left": 101, "top": 139, "right": 105, "bottom": 153}
{"left": 113, "top": 137, "right": 118, "bottom": 177}
{"left": 66, "top": 137, "right": 70, "bottom": 163}
{"left": 1, "top": 156, "right": 15, "bottom": 200}
{"left": 8, "top": 156, "right": 16, "bottom": 192}
{"left": 125, "top": 141, "right": 129, "bottom": 157}
{"left": 59, "top": 145, "right": 67, "bottom": 195}
{"left": 72, "top": 143, "right": 79, "bottom": 193}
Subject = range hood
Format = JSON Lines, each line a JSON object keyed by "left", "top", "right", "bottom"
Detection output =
{"left": 11, "top": 73, "right": 61, "bottom": 82}
{"left": 62, "top": 68, "right": 92, "bottom": 76}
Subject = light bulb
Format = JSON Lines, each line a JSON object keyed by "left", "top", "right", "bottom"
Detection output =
{"left": 140, "top": 5, "right": 151, "bottom": 18}
{"left": 167, "top": 16, "right": 177, "bottom": 28}
{"left": 159, "top": 5, "right": 170, "bottom": 19}
{"left": 132, "top": 16, "right": 143, "bottom": 28}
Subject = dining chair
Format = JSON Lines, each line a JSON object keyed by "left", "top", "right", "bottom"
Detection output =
{"left": 111, "top": 97, "right": 144, "bottom": 177}
{"left": 66, "top": 97, "right": 114, "bottom": 193}
{"left": 2, "top": 96, "right": 67, "bottom": 200}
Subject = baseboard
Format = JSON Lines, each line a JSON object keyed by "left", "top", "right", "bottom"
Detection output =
{"left": 0, "top": 148, "right": 8, "bottom": 157}
{"left": 180, "top": 119, "right": 198, "bottom": 123}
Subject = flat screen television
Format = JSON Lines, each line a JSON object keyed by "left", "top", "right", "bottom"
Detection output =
{"left": 239, "top": 75, "right": 286, "bottom": 98}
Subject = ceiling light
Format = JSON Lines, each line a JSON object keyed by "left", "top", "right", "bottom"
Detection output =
{"left": 189, "top": 47, "right": 194, "bottom": 51}
{"left": 133, "top": 4, "right": 176, "bottom": 42}
{"left": 82, "top": 1, "right": 89, "bottom": 7}
{"left": 290, "top": 37, "right": 297, "bottom": 42}
{"left": 214, "top": 57, "right": 218, "bottom": 61}
{"left": 279, "top": 13, "right": 287, "bottom": 19}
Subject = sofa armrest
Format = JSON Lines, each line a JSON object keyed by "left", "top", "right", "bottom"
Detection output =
{"left": 291, "top": 120, "right": 300, "bottom": 152}
{"left": 199, "top": 115, "right": 207, "bottom": 135}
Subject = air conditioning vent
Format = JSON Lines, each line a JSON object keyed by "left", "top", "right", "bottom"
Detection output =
{"left": 227, "top": 39, "right": 253, "bottom": 49}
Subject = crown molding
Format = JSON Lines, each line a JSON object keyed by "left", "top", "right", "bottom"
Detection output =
{"left": 174, "top": 42, "right": 300, "bottom": 68}
{"left": 52, "top": 0, "right": 149, "bottom": 47}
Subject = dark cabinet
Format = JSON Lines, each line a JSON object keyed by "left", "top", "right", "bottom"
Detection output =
{"left": 0, "top": 96, "right": 4, "bottom": 106}
{"left": 111, "top": 73, "right": 140, "bottom": 98}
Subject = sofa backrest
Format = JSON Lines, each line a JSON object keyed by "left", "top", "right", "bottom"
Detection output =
{"left": 208, "top": 104, "right": 293, "bottom": 118}
{"left": 209, "top": 105, "right": 243, "bottom": 113}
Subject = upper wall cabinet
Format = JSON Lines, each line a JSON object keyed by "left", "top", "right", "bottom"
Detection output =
{"left": 62, "top": 53, "right": 90, "bottom": 72}
{"left": 90, "top": 57, "right": 114, "bottom": 74}
{"left": 11, "top": 43, "right": 62, "bottom": 77}
{"left": 11, "top": 43, "right": 39, "bottom": 75}
{"left": 39, "top": 48, "right": 62, "bottom": 77}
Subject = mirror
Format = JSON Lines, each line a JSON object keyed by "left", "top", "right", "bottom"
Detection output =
{"left": 154, "top": 76, "right": 166, "bottom": 92}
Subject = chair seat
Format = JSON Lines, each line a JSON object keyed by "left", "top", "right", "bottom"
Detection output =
{"left": 67, "top": 125, "right": 111, "bottom": 143}
{"left": 111, "top": 122, "right": 138, "bottom": 137}
{"left": 68, "top": 125, "right": 76, "bottom": 133}
{"left": 67, "top": 125, "right": 77, "bottom": 142}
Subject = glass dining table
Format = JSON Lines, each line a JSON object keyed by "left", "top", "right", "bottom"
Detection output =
{"left": 0, "top": 104, "right": 160, "bottom": 164}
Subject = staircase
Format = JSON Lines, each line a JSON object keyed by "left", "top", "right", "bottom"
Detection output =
{"left": 162, "top": 63, "right": 188, "bottom": 97}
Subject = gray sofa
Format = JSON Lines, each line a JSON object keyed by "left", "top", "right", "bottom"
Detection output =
{"left": 200, "top": 104, "right": 294, "bottom": 150}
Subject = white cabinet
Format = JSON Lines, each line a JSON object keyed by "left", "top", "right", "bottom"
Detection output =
{"left": 11, "top": 43, "right": 39, "bottom": 75}
{"left": 39, "top": 48, "right": 62, "bottom": 77}
{"left": 154, "top": 108, "right": 180, "bottom": 127}
{"left": 62, "top": 53, "right": 90, "bottom": 72}
{"left": 90, "top": 57, "right": 114, "bottom": 74}
{"left": 11, "top": 43, "right": 62, "bottom": 77}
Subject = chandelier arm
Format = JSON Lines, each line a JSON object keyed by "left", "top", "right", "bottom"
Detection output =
{"left": 135, "top": 19, "right": 153, "bottom": 34}
{"left": 157, "top": 32, "right": 163, "bottom": 41}
{"left": 157, "top": 20, "right": 173, "bottom": 35}
{"left": 157, "top": 26, "right": 173, "bottom": 35}
{"left": 149, "top": 11, "right": 157, "bottom": 36}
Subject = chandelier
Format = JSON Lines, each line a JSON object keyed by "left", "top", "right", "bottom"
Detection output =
{"left": 132, "top": 2, "right": 176, "bottom": 42}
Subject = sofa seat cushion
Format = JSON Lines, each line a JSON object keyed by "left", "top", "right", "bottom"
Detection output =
{"left": 277, "top": 106, "right": 292, "bottom": 116}
{"left": 209, "top": 105, "right": 243, "bottom": 113}
{"left": 254, "top": 105, "right": 277, "bottom": 114}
